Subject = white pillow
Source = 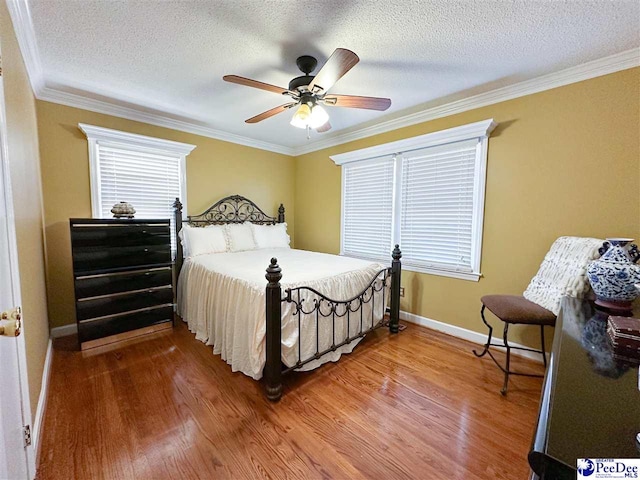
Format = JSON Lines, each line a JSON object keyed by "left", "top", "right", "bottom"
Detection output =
{"left": 225, "top": 223, "right": 257, "bottom": 252}
{"left": 251, "top": 223, "right": 290, "bottom": 249}
{"left": 178, "top": 224, "right": 227, "bottom": 257}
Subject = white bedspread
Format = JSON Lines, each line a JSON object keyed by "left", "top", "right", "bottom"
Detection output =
{"left": 177, "top": 248, "right": 388, "bottom": 379}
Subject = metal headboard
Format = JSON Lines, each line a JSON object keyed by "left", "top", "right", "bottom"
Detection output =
{"left": 173, "top": 194, "right": 285, "bottom": 275}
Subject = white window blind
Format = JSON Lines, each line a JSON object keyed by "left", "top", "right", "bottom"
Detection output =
{"left": 335, "top": 118, "right": 495, "bottom": 281}
{"left": 342, "top": 157, "right": 395, "bottom": 261}
{"left": 80, "top": 124, "right": 195, "bottom": 254}
{"left": 97, "top": 144, "right": 182, "bottom": 220}
{"left": 400, "top": 139, "right": 479, "bottom": 273}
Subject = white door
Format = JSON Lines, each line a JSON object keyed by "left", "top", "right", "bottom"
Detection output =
{"left": 0, "top": 51, "right": 35, "bottom": 479}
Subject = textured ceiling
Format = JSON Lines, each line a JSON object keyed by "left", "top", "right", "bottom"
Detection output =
{"left": 28, "top": 0, "right": 640, "bottom": 150}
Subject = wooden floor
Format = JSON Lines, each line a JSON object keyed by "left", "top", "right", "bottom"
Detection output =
{"left": 37, "top": 321, "right": 544, "bottom": 480}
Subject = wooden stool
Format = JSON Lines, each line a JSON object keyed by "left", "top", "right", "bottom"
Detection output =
{"left": 473, "top": 294, "right": 556, "bottom": 395}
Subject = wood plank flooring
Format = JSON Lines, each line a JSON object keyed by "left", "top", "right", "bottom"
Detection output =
{"left": 37, "top": 321, "right": 544, "bottom": 479}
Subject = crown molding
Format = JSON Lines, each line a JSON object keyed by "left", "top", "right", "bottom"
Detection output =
{"left": 39, "top": 47, "right": 638, "bottom": 158}
{"left": 6, "top": 0, "right": 294, "bottom": 156}
{"left": 6, "top": 0, "right": 639, "bottom": 158}
{"left": 293, "top": 47, "right": 640, "bottom": 156}
{"left": 39, "top": 85, "right": 295, "bottom": 155}
{"left": 5, "top": 0, "right": 45, "bottom": 93}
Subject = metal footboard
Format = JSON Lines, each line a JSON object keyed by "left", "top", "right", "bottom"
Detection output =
{"left": 264, "top": 245, "right": 402, "bottom": 401}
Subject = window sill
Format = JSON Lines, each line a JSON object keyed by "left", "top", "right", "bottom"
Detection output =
{"left": 402, "top": 265, "right": 481, "bottom": 282}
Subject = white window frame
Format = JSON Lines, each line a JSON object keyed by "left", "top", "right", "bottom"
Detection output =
{"left": 333, "top": 118, "right": 497, "bottom": 282}
{"left": 78, "top": 124, "right": 195, "bottom": 218}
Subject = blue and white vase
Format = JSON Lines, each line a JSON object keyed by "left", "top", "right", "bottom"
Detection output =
{"left": 587, "top": 238, "right": 640, "bottom": 311}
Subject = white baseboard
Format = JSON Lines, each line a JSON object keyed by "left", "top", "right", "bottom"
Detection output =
{"left": 33, "top": 338, "right": 53, "bottom": 460}
{"left": 50, "top": 323, "right": 77, "bottom": 338}
{"left": 400, "top": 310, "right": 546, "bottom": 364}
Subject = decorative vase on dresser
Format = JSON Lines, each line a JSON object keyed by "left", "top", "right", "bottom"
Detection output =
{"left": 110, "top": 201, "right": 136, "bottom": 218}
{"left": 587, "top": 238, "right": 640, "bottom": 312}
{"left": 70, "top": 218, "right": 175, "bottom": 350}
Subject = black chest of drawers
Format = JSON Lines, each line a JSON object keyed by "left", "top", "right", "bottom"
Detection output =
{"left": 528, "top": 297, "right": 640, "bottom": 479}
{"left": 70, "top": 218, "right": 175, "bottom": 349}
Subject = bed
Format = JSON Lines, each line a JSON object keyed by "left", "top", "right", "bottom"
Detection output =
{"left": 174, "top": 195, "right": 402, "bottom": 401}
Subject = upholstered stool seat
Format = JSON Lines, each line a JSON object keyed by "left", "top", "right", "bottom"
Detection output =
{"left": 474, "top": 236, "right": 604, "bottom": 395}
{"left": 481, "top": 295, "right": 556, "bottom": 326}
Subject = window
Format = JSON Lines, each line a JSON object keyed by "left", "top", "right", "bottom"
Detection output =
{"left": 335, "top": 119, "right": 496, "bottom": 281}
{"left": 342, "top": 156, "right": 395, "bottom": 260}
{"left": 79, "top": 124, "right": 195, "bottom": 250}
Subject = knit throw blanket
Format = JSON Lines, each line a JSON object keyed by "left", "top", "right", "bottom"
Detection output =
{"left": 523, "top": 236, "right": 603, "bottom": 315}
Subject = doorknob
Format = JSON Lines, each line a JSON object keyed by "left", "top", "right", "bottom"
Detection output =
{"left": 0, "top": 307, "right": 21, "bottom": 337}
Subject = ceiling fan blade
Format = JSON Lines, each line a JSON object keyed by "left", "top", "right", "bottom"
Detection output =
{"left": 224, "top": 75, "right": 289, "bottom": 95}
{"left": 316, "top": 121, "right": 332, "bottom": 133}
{"left": 307, "top": 48, "right": 359, "bottom": 93}
{"left": 323, "top": 94, "right": 391, "bottom": 111}
{"left": 245, "top": 103, "right": 297, "bottom": 123}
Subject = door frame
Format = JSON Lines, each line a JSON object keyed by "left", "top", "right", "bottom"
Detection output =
{"left": 0, "top": 47, "right": 36, "bottom": 478}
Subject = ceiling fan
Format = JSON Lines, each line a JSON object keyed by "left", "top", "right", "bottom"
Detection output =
{"left": 223, "top": 48, "right": 391, "bottom": 133}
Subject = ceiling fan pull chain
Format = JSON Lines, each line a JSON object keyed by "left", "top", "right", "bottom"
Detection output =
{"left": 306, "top": 124, "right": 311, "bottom": 140}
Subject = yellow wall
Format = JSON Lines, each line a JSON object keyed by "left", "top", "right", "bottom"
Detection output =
{"left": 25, "top": 59, "right": 640, "bottom": 352}
{"left": 1, "top": 1, "right": 50, "bottom": 418}
{"left": 36, "top": 101, "right": 296, "bottom": 329}
{"left": 294, "top": 68, "right": 640, "bottom": 348}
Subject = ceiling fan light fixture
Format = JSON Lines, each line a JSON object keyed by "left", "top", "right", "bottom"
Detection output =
{"left": 226, "top": 49, "right": 391, "bottom": 129}
{"left": 290, "top": 103, "right": 330, "bottom": 130}
{"left": 290, "top": 103, "right": 312, "bottom": 128}
{"left": 309, "top": 105, "right": 329, "bottom": 129}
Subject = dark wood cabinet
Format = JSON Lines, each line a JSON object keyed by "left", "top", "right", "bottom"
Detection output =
{"left": 70, "top": 218, "right": 175, "bottom": 349}
{"left": 528, "top": 298, "right": 640, "bottom": 479}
